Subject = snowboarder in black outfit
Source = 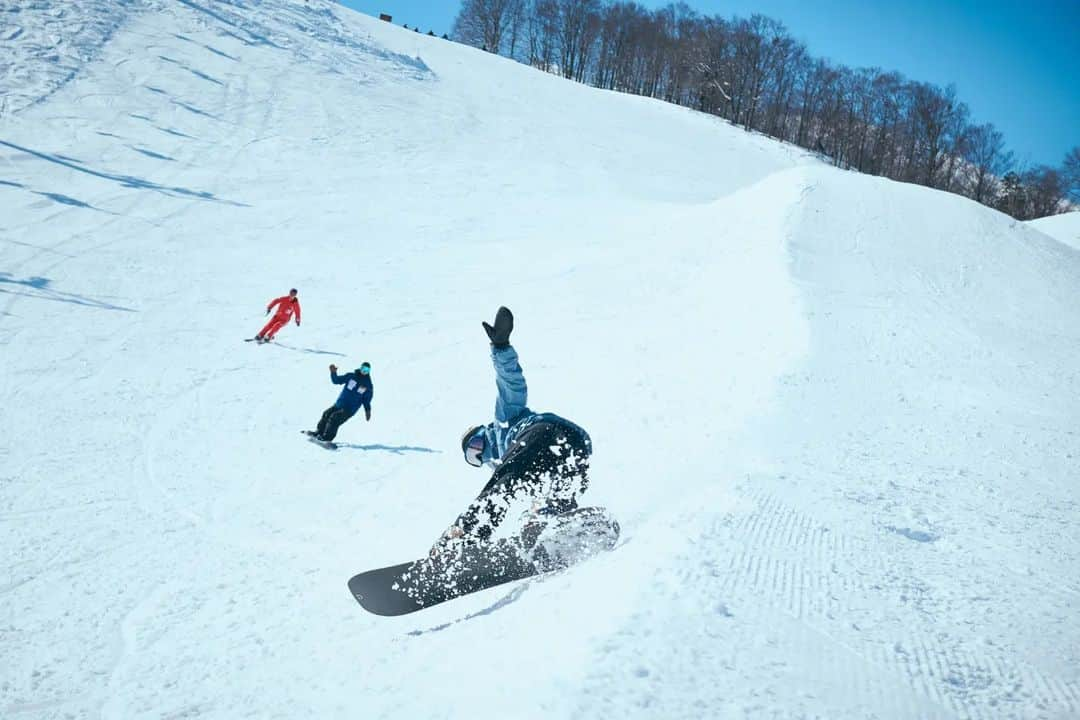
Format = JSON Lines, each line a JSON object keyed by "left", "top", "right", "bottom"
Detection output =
{"left": 432, "top": 307, "right": 591, "bottom": 555}
{"left": 310, "top": 362, "right": 373, "bottom": 442}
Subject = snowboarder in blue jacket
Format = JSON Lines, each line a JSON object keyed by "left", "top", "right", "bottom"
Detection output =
{"left": 311, "top": 362, "right": 373, "bottom": 442}
{"left": 432, "top": 307, "right": 591, "bottom": 554}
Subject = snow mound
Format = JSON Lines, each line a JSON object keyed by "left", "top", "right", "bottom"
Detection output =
{"left": 1029, "top": 210, "right": 1080, "bottom": 250}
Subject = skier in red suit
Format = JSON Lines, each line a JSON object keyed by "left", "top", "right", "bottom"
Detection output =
{"left": 255, "top": 288, "right": 301, "bottom": 342}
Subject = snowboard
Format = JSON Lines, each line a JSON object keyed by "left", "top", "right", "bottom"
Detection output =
{"left": 302, "top": 430, "right": 337, "bottom": 450}
{"left": 347, "top": 507, "right": 619, "bottom": 616}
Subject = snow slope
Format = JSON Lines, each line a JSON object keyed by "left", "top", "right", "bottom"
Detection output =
{"left": 1030, "top": 211, "right": 1080, "bottom": 251}
{"left": 2, "top": 1, "right": 1078, "bottom": 718}
{"left": 0, "top": 0, "right": 143, "bottom": 117}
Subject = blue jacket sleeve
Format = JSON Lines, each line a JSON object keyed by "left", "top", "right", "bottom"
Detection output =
{"left": 363, "top": 384, "right": 373, "bottom": 413}
{"left": 331, "top": 370, "right": 348, "bottom": 385}
{"left": 492, "top": 345, "right": 528, "bottom": 425}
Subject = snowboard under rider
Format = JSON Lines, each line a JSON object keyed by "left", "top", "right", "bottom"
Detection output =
{"left": 255, "top": 289, "right": 301, "bottom": 342}
{"left": 431, "top": 307, "right": 591, "bottom": 555}
{"left": 310, "top": 362, "right": 373, "bottom": 442}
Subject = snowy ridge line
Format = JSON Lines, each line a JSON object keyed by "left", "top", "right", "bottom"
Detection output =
{"left": 716, "top": 488, "right": 1079, "bottom": 718}
{"left": 170, "top": 0, "right": 430, "bottom": 80}
{"left": 1028, "top": 211, "right": 1080, "bottom": 251}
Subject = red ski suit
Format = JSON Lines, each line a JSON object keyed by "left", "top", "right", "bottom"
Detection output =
{"left": 258, "top": 295, "right": 301, "bottom": 339}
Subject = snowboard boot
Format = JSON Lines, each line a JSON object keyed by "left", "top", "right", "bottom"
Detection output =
{"left": 525, "top": 507, "right": 619, "bottom": 570}
{"left": 519, "top": 517, "right": 548, "bottom": 551}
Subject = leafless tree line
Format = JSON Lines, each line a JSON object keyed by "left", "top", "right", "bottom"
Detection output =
{"left": 452, "top": 0, "right": 1078, "bottom": 219}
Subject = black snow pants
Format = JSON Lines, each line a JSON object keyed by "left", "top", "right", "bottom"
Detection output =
{"left": 455, "top": 419, "right": 591, "bottom": 542}
{"left": 317, "top": 405, "right": 355, "bottom": 441}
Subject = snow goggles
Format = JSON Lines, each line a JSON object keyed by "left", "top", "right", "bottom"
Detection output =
{"left": 359, "top": 364, "right": 371, "bottom": 375}
{"left": 464, "top": 433, "right": 486, "bottom": 467}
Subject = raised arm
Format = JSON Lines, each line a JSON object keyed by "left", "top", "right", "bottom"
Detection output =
{"left": 492, "top": 345, "right": 528, "bottom": 425}
{"left": 482, "top": 307, "right": 528, "bottom": 425}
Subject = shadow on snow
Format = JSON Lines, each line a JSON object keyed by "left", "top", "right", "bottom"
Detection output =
{"left": 335, "top": 443, "right": 439, "bottom": 455}
{"left": 0, "top": 139, "right": 248, "bottom": 207}
{"left": 175, "top": 0, "right": 286, "bottom": 49}
{"left": 33, "top": 191, "right": 97, "bottom": 209}
{"left": 406, "top": 584, "right": 530, "bottom": 636}
{"left": 158, "top": 55, "right": 225, "bottom": 86}
{"left": 0, "top": 272, "right": 137, "bottom": 312}
{"left": 269, "top": 341, "right": 347, "bottom": 357}
{"left": 129, "top": 146, "right": 176, "bottom": 161}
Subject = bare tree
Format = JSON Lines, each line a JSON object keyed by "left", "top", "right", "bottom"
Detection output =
{"left": 964, "top": 123, "right": 1012, "bottom": 204}
{"left": 1024, "top": 166, "right": 1067, "bottom": 218}
{"left": 909, "top": 82, "right": 960, "bottom": 187}
{"left": 996, "top": 171, "right": 1027, "bottom": 218}
{"left": 553, "top": 0, "right": 603, "bottom": 80}
{"left": 504, "top": 0, "right": 529, "bottom": 58}
{"left": 526, "top": 0, "right": 560, "bottom": 71}
{"left": 794, "top": 59, "right": 834, "bottom": 150}
{"left": 452, "top": 0, "right": 525, "bottom": 54}
{"left": 865, "top": 71, "right": 904, "bottom": 177}
{"left": 939, "top": 100, "right": 970, "bottom": 193}
{"left": 693, "top": 16, "right": 735, "bottom": 116}
{"left": 1062, "top": 146, "right": 1080, "bottom": 204}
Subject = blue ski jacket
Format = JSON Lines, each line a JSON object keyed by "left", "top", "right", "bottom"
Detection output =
{"left": 331, "top": 368, "right": 373, "bottom": 415}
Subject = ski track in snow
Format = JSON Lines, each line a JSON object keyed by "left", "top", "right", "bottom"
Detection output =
{"left": 722, "top": 487, "right": 1080, "bottom": 717}
{"left": 2, "top": 1, "right": 1079, "bottom": 719}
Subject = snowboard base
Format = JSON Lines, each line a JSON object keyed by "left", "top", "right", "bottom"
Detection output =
{"left": 302, "top": 430, "right": 337, "bottom": 450}
{"left": 348, "top": 507, "right": 619, "bottom": 616}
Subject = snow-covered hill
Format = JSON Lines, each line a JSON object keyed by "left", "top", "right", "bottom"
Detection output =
{"left": 1030, "top": 210, "right": 1080, "bottom": 251}
{"left": 2, "top": 1, "right": 1078, "bottom": 718}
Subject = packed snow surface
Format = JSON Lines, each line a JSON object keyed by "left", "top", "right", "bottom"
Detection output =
{"left": 1030, "top": 211, "right": 1080, "bottom": 251}
{"left": 2, "top": 1, "right": 1079, "bottom": 718}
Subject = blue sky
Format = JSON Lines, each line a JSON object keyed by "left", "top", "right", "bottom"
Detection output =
{"left": 340, "top": 0, "right": 1078, "bottom": 168}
